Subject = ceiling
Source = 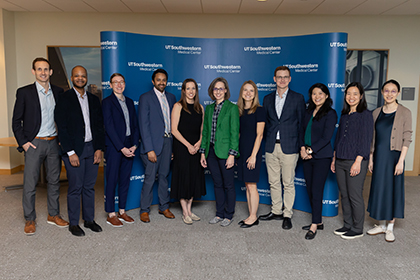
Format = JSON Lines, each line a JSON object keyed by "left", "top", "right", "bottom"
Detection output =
{"left": 0, "top": 0, "right": 419, "bottom": 15}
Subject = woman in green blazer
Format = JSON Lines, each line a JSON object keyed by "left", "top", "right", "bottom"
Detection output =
{"left": 200, "top": 77, "right": 240, "bottom": 227}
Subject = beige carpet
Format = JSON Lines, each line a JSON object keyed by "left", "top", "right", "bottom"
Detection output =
{"left": 1, "top": 171, "right": 419, "bottom": 280}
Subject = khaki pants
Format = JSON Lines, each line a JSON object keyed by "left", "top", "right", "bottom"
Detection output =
{"left": 265, "top": 143, "right": 298, "bottom": 218}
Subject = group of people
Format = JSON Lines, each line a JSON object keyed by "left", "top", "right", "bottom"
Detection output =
{"left": 12, "top": 58, "right": 412, "bottom": 242}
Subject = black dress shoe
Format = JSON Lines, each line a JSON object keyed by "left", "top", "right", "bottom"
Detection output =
{"left": 84, "top": 221, "right": 102, "bottom": 232}
{"left": 240, "top": 219, "right": 259, "bottom": 228}
{"left": 69, "top": 225, "right": 85, "bottom": 237}
{"left": 305, "top": 230, "right": 317, "bottom": 240}
{"left": 258, "top": 212, "right": 284, "bottom": 221}
{"left": 238, "top": 220, "right": 245, "bottom": 225}
{"left": 302, "top": 224, "right": 324, "bottom": 230}
{"left": 282, "top": 217, "right": 292, "bottom": 229}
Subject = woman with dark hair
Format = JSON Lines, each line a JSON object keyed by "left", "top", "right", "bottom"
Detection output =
{"left": 236, "top": 80, "right": 265, "bottom": 228}
{"left": 331, "top": 82, "right": 373, "bottom": 240}
{"left": 200, "top": 77, "right": 240, "bottom": 227}
{"left": 102, "top": 73, "right": 139, "bottom": 227}
{"left": 300, "top": 83, "right": 337, "bottom": 239}
{"left": 366, "top": 80, "right": 412, "bottom": 242}
{"left": 170, "top": 78, "right": 206, "bottom": 225}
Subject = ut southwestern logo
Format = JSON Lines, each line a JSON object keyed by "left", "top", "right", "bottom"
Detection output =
{"left": 165, "top": 44, "right": 202, "bottom": 55}
{"left": 101, "top": 81, "right": 111, "bottom": 90}
{"left": 127, "top": 61, "right": 163, "bottom": 72}
{"left": 101, "top": 40, "right": 118, "bottom": 50}
{"left": 256, "top": 83, "right": 276, "bottom": 92}
{"left": 328, "top": 83, "right": 345, "bottom": 89}
{"left": 330, "top": 42, "right": 347, "bottom": 51}
{"left": 243, "top": 46, "right": 281, "bottom": 55}
{"left": 203, "top": 64, "right": 241, "bottom": 74}
{"left": 285, "top": 63, "right": 318, "bottom": 73}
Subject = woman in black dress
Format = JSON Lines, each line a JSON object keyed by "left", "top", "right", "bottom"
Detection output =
{"left": 300, "top": 83, "right": 337, "bottom": 239}
{"left": 237, "top": 81, "right": 265, "bottom": 228}
{"left": 170, "top": 78, "right": 206, "bottom": 225}
{"left": 367, "top": 80, "right": 412, "bottom": 242}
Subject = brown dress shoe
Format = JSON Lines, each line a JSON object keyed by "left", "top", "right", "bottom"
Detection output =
{"left": 118, "top": 212, "right": 134, "bottom": 224}
{"left": 47, "top": 215, "right": 69, "bottom": 228}
{"left": 140, "top": 212, "right": 150, "bottom": 223}
{"left": 158, "top": 209, "right": 175, "bottom": 219}
{"left": 24, "top": 221, "right": 36, "bottom": 235}
{"left": 106, "top": 216, "right": 123, "bottom": 227}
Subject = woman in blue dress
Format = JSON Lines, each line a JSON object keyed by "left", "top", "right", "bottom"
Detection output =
{"left": 236, "top": 81, "right": 265, "bottom": 228}
{"left": 367, "top": 80, "right": 412, "bottom": 242}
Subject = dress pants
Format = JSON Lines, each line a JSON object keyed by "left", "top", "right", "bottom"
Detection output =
{"left": 265, "top": 142, "right": 299, "bottom": 218}
{"left": 140, "top": 137, "right": 172, "bottom": 213}
{"left": 104, "top": 136, "right": 134, "bottom": 213}
{"left": 63, "top": 141, "right": 98, "bottom": 226}
{"left": 206, "top": 145, "right": 236, "bottom": 220}
{"left": 23, "top": 138, "right": 61, "bottom": 221}
{"left": 302, "top": 158, "right": 332, "bottom": 224}
{"left": 335, "top": 159, "right": 368, "bottom": 233}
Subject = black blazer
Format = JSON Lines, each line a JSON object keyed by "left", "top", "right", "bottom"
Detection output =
{"left": 12, "top": 83, "right": 64, "bottom": 152}
{"left": 299, "top": 108, "right": 337, "bottom": 159}
{"left": 54, "top": 88, "right": 105, "bottom": 156}
{"left": 102, "top": 93, "right": 140, "bottom": 151}
{"left": 263, "top": 89, "right": 305, "bottom": 154}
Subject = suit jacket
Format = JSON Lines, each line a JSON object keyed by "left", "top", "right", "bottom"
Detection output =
{"left": 200, "top": 100, "right": 240, "bottom": 159}
{"left": 12, "top": 83, "right": 64, "bottom": 152}
{"left": 138, "top": 89, "right": 176, "bottom": 156}
{"left": 299, "top": 109, "right": 337, "bottom": 159}
{"left": 263, "top": 89, "right": 305, "bottom": 154}
{"left": 54, "top": 88, "right": 105, "bottom": 156}
{"left": 102, "top": 93, "right": 140, "bottom": 152}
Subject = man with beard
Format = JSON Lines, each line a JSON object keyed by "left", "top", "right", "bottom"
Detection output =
{"left": 55, "top": 65, "right": 105, "bottom": 236}
{"left": 138, "top": 69, "right": 176, "bottom": 223}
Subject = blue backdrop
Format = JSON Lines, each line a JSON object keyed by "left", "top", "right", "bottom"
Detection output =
{"left": 100, "top": 31, "right": 347, "bottom": 216}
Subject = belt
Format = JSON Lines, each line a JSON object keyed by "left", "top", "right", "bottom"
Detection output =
{"left": 35, "top": 136, "right": 57, "bottom": 141}
{"left": 163, "top": 132, "right": 172, "bottom": 138}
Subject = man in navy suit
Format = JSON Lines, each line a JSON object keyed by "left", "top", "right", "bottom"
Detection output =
{"left": 138, "top": 69, "right": 176, "bottom": 223}
{"left": 259, "top": 66, "right": 305, "bottom": 230}
{"left": 55, "top": 66, "right": 105, "bottom": 237}
{"left": 102, "top": 73, "right": 139, "bottom": 227}
{"left": 12, "top": 57, "right": 68, "bottom": 235}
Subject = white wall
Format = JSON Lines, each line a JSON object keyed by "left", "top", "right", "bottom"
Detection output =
{"left": 3, "top": 12, "right": 419, "bottom": 170}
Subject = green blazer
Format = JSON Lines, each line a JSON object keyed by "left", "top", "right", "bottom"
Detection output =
{"left": 201, "top": 100, "right": 240, "bottom": 159}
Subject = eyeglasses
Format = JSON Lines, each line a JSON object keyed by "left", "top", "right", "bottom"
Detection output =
{"left": 383, "top": 90, "right": 398, "bottom": 95}
{"left": 213, "top": 87, "right": 226, "bottom": 92}
{"left": 112, "top": 81, "right": 125, "bottom": 85}
{"left": 276, "top": 76, "right": 290, "bottom": 80}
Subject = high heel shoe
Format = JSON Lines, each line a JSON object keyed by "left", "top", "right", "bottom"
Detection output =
{"left": 302, "top": 224, "right": 324, "bottom": 230}
{"left": 240, "top": 219, "right": 259, "bottom": 228}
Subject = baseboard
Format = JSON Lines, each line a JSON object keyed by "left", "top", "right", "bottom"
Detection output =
{"left": 405, "top": 170, "right": 418, "bottom": 176}
{"left": 0, "top": 165, "right": 24, "bottom": 175}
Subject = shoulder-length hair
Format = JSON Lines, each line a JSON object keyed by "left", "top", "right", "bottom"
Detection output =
{"left": 178, "top": 78, "right": 202, "bottom": 114}
{"left": 342, "top": 82, "right": 368, "bottom": 115}
{"left": 208, "top": 77, "right": 231, "bottom": 101}
{"left": 308, "top": 83, "right": 333, "bottom": 121}
{"left": 237, "top": 80, "right": 261, "bottom": 116}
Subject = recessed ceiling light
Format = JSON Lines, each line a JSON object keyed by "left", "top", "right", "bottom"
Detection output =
{"left": 257, "top": 0, "right": 267, "bottom": 2}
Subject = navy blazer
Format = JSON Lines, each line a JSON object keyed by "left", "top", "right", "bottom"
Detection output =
{"left": 102, "top": 93, "right": 140, "bottom": 152}
{"left": 12, "top": 83, "right": 64, "bottom": 152}
{"left": 299, "top": 109, "right": 337, "bottom": 159}
{"left": 54, "top": 88, "right": 105, "bottom": 156}
{"left": 263, "top": 89, "right": 305, "bottom": 154}
{"left": 138, "top": 89, "right": 176, "bottom": 156}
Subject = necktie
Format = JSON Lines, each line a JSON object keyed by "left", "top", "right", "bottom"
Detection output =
{"left": 161, "top": 93, "right": 170, "bottom": 133}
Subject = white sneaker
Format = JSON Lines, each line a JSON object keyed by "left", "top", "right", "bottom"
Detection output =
{"left": 385, "top": 230, "right": 395, "bottom": 242}
{"left": 367, "top": 225, "right": 386, "bottom": 236}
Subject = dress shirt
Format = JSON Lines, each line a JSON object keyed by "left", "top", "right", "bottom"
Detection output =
{"left": 35, "top": 82, "right": 57, "bottom": 137}
{"left": 275, "top": 88, "right": 289, "bottom": 140}
{"left": 117, "top": 95, "right": 131, "bottom": 136}
{"left": 153, "top": 87, "right": 171, "bottom": 133}
{"left": 67, "top": 88, "right": 92, "bottom": 156}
